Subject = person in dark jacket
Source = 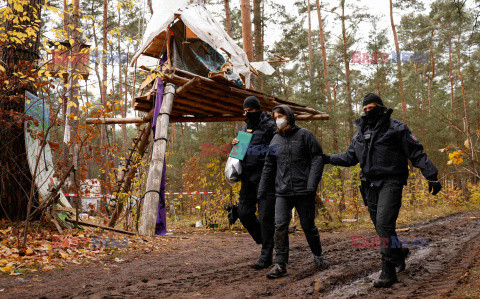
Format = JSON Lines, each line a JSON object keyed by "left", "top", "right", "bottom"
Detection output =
{"left": 323, "top": 93, "right": 442, "bottom": 288}
{"left": 230, "top": 96, "right": 277, "bottom": 269}
{"left": 257, "top": 105, "right": 326, "bottom": 279}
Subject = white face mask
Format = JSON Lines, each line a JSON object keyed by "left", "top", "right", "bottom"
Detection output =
{"left": 276, "top": 118, "right": 288, "bottom": 130}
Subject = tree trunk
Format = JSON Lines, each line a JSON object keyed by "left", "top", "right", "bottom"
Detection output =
{"left": 427, "top": 28, "right": 435, "bottom": 114}
{"left": 253, "top": 0, "right": 264, "bottom": 90}
{"left": 389, "top": 0, "right": 405, "bottom": 118}
{"left": 315, "top": 0, "right": 331, "bottom": 102}
{"left": 456, "top": 42, "right": 477, "bottom": 180}
{"left": 340, "top": 0, "right": 354, "bottom": 138}
{"left": 100, "top": 0, "right": 109, "bottom": 189}
{"left": 0, "top": 0, "right": 42, "bottom": 220}
{"left": 224, "top": 0, "right": 233, "bottom": 37}
{"left": 448, "top": 37, "right": 455, "bottom": 114}
{"left": 71, "top": 0, "right": 80, "bottom": 167}
{"left": 240, "top": 0, "right": 254, "bottom": 62}
{"left": 61, "top": 0, "right": 69, "bottom": 163}
{"left": 307, "top": 0, "right": 313, "bottom": 81}
{"left": 147, "top": 0, "right": 153, "bottom": 15}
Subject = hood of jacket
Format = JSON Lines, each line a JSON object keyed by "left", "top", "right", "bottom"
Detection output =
{"left": 273, "top": 104, "right": 299, "bottom": 135}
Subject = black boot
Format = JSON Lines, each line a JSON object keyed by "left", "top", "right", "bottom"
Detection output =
{"left": 250, "top": 259, "right": 272, "bottom": 270}
{"left": 374, "top": 261, "right": 398, "bottom": 288}
{"left": 397, "top": 248, "right": 410, "bottom": 272}
{"left": 225, "top": 204, "right": 239, "bottom": 225}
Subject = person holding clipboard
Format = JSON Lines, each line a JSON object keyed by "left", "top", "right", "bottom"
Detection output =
{"left": 230, "top": 96, "right": 277, "bottom": 270}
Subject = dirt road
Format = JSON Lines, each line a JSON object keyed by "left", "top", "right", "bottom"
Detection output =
{"left": 1, "top": 212, "right": 479, "bottom": 298}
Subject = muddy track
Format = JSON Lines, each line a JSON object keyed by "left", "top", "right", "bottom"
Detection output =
{"left": 0, "top": 212, "right": 479, "bottom": 298}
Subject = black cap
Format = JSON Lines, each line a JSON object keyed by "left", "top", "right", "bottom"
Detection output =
{"left": 362, "top": 93, "right": 384, "bottom": 107}
{"left": 243, "top": 96, "right": 261, "bottom": 110}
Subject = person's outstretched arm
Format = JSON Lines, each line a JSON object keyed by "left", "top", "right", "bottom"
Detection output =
{"left": 399, "top": 125, "right": 441, "bottom": 195}
{"left": 325, "top": 134, "right": 359, "bottom": 167}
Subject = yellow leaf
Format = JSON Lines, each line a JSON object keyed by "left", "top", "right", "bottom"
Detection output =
{"left": 59, "top": 250, "right": 68, "bottom": 258}
{"left": 0, "top": 65, "right": 5, "bottom": 72}
{"left": 67, "top": 101, "right": 77, "bottom": 108}
{"left": 0, "top": 266, "right": 12, "bottom": 273}
{"left": 69, "top": 39, "right": 74, "bottom": 46}
{"left": 464, "top": 139, "right": 470, "bottom": 149}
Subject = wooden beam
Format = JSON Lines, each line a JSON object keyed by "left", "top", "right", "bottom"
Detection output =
{"left": 65, "top": 218, "right": 136, "bottom": 235}
{"left": 177, "top": 93, "right": 239, "bottom": 115}
{"left": 170, "top": 115, "right": 245, "bottom": 123}
{"left": 140, "top": 66, "right": 329, "bottom": 120}
{"left": 172, "top": 100, "right": 212, "bottom": 116}
{"left": 176, "top": 76, "right": 201, "bottom": 96}
{"left": 87, "top": 117, "right": 148, "bottom": 125}
{"left": 295, "top": 114, "right": 330, "bottom": 121}
{"left": 87, "top": 109, "right": 154, "bottom": 125}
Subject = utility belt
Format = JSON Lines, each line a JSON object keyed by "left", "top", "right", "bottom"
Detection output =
{"left": 359, "top": 175, "right": 406, "bottom": 206}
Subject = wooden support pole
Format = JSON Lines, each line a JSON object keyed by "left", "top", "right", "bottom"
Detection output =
{"left": 138, "top": 83, "right": 175, "bottom": 236}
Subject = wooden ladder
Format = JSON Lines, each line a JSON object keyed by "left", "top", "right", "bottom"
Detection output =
{"left": 108, "top": 124, "right": 152, "bottom": 227}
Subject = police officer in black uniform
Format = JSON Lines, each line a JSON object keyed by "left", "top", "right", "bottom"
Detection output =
{"left": 323, "top": 93, "right": 442, "bottom": 288}
{"left": 231, "top": 96, "right": 277, "bottom": 269}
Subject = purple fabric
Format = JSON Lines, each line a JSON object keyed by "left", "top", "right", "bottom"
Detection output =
{"left": 152, "top": 53, "right": 168, "bottom": 133}
{"left": 154, "top": 53, "right": 168, "bottom": 236}
{"left": 155, "top": 159, "right": 167, "bottom": 235}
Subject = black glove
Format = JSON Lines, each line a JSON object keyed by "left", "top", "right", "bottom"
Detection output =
{"left": 225, "top": 204, "right": 239, "bottom": 225}
{"left": 322, "top": 154, "right": 331, "bottom": 164}
{"left": 428, "top": 181, "right": 442, "bottom": 196}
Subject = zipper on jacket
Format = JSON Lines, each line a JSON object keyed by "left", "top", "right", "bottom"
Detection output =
{"left": 287, "top": 134, "right": 295, "bottom": 197}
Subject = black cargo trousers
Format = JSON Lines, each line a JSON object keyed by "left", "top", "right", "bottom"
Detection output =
{"left": 273, "top": 195, "right": 322, "bottom": 264}
{"left": 238, "top": 179, "right": 276, "bottom": 263}
{"left": 364, "top": 179, "right": 404, "bottom": 264}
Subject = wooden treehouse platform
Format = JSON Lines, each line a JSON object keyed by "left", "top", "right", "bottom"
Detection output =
{"left": 88, "top": 66, "right": 329, "bottom": 125}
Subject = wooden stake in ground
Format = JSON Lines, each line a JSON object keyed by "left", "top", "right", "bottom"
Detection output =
{"left": 139, "top": 83, "right": 175, "bottom": 236}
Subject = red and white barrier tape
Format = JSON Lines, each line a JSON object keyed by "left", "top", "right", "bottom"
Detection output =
{"left": 417, "top": 211, "right": 440, "bottom": 218}
{"left": 165, "top": 192, "right": 215, "bottom": 195}
{"left": 64, "top": 192, "right": 215, "bottom": 198}
{"left": 64, "top": 193, "right": 116, "bottom": 198}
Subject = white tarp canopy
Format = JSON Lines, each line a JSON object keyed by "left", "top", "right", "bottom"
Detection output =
{"left": 132, "top": 0, "right": 252, "bottom": 82}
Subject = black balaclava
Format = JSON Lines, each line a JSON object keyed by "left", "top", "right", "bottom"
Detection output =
{"left": 243, "top": 96, "right": 262, "bottom": 129}
{"left": 363, "top": 93, "right": 387, "bottom": 126}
